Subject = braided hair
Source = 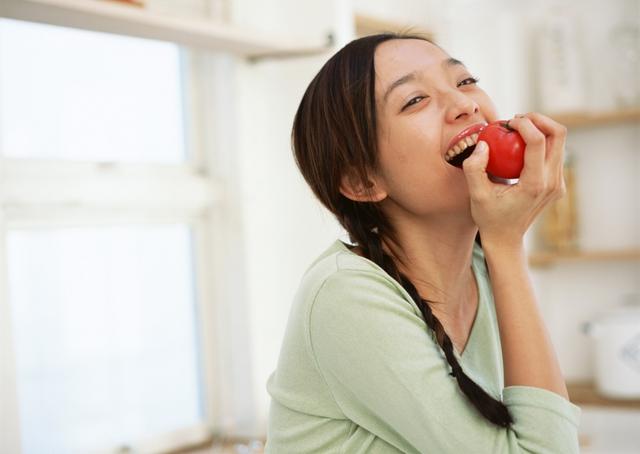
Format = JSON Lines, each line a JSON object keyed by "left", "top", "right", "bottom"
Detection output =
{"left": 291, "top": 31, "right": 513, "bottom": 428}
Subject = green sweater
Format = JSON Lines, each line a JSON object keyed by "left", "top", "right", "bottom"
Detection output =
{"left": 265, "top": 239, "right": 582, "bottom": 453}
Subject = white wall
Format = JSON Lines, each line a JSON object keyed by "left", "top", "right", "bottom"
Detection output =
{"left": 225, "top": 0, "right": 639, "bottom": 437}
{"left": 228, "top": 0, "right": 348, "bottom": 436}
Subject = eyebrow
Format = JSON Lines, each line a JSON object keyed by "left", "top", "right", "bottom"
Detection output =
{"left": 382, "top": 57, "right": 466, "bottom": 105}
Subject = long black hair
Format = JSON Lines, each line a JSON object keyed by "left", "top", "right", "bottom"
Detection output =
{"left": 291, "top": 32, "right": 513, "bottom": 428}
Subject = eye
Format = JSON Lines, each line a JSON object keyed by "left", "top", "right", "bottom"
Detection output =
{"left": 402, "top": 96, "right": 426, "bottom": 111}
{"left": 458, "top": 76, "right": 480, "bottom": 87}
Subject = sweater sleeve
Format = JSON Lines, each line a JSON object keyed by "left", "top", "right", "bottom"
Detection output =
{"left": 307, "top": 269, "right": 581, "bottom": 454}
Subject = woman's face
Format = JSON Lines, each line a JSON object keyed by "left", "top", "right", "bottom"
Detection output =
{"left": 372, "top": 38, "right": 498, "bottom": 221}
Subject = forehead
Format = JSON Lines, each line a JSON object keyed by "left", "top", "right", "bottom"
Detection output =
{"left": 374, "top": 39, "right": 451, "bottom": 92}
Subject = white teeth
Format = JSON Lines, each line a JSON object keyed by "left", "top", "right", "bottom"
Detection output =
{"left": 446, "top": 132, "right": 481, "bottom": 162}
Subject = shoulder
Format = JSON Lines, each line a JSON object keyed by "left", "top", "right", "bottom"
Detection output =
{"left": 301, "top": 240, "right": 423, "bottom": 328}
{"left": 303, "top": 244, "right": 446, "bottom": 390}
{"left": 302, "top": 239, "right": 382, "bottom": 276}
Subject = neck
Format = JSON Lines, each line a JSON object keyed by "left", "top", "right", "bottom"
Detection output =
{"left": 381, "top": 215, "right": 478, "bottom": 321}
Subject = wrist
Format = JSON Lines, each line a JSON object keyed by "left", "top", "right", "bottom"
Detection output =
{"left": 479, "top": 236, "right": 527, "bottom": 261}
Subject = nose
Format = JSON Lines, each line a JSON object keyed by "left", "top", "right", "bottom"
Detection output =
{"left": 445, "top": 91, "right": 480, "bottom": 123}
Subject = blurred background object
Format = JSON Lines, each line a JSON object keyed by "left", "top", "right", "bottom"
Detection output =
{"left": 609, "top": 20, "right": 640, "bottom": 108}
{"left": 0, "top": 0, "right": 638, "bottom": 453}
{"left": 535, "top": 7, "right": 588, "bottom": 114}
{"left": 538, "top": 150, "right": 579, "bottom": 253}
{"left": 107, "top": 0, "right": 147, "bottom": 7}
{"left": 582, "top": 293, "right": 640, "bottom": 399}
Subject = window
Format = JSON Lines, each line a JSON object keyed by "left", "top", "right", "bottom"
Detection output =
{"left": 0, "top": 18, "right": 222, "bottom": 453}
{"left": 0, "top": 18, "right": 187, "bottom": 163}
{"left": 8, "top": 225, "right": 202, "bottom": 453}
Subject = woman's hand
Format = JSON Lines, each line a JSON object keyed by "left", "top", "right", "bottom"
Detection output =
{"left": 462, "top": 112, "right": 567, "bottom": 248}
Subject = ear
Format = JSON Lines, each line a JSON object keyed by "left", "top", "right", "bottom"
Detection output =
{"left": 339, "top": 168, "right": 388, "bottom": 203}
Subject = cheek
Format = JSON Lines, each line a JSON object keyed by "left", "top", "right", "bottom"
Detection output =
{"left": 381, "top": 120, "right": 438, "bottom": 161}
{"left": 377, "top": 118, "right": 445, "bottom": 184}
{"left": 478, "top": 92, "right": 499, "bottom": 121}
{"left": 378, "top": 137, "right": 438, "bottom": 181}
{"left": 380, "top": 148, "right": 454, "bottom": 201}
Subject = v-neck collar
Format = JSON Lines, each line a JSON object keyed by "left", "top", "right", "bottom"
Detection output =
{"left": 334, "top": 238, "right": 486, "bottom": 366}
{"left": 455, "top": 255, "right": 485, "bottom": 363}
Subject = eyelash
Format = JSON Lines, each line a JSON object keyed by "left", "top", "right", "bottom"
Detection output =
{"left": 401, "top": 76, "right": 480, "bottom": 111}
{"left": 459, "top": 76, "right": 480, "bottom": 87}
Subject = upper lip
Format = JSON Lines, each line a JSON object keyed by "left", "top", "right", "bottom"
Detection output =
{"left": 445, "top": 122, "right": 488, "bottom": 156}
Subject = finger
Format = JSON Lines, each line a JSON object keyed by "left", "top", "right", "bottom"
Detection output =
{"left": 521, "top": 112, "right": 567, "bottom": 170}
{"left": 505, "top": 116, "right": 545, "bottom": 186}
{"left": 462, "top": 140, "right": 492, "bottom": 195}
{"left": 521, "top": 112, "right": 567, "bottom": 138}
{"left": 555, "top": 160, "right": 567, "bottom": 201}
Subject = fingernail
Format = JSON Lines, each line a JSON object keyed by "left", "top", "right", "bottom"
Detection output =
{"left": 476, "top": 141, "right": 487, "bottom": 153}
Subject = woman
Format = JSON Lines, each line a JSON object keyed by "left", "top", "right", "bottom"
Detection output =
{"left": 265, "top": 32, "right": 581, "bottom": 453}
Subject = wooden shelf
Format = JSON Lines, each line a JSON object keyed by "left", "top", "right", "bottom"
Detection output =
{"left": 0, "top": 0, "right": 331, "bottom": 59}
{"left": 529, "top": 248, "right": 640, "bottom": 267}
{"left": 545, "top": 108, "right": 640, "bottom": 128}
{"left": 568, "top": 380, "right": 640, "bottom": 409}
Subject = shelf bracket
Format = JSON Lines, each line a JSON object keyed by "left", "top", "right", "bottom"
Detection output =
{"left": 246, "top": 32, "right": 335, "bottom": 63}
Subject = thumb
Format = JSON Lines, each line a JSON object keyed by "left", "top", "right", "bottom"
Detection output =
{"left": 462, "top": 140, "right": 491, "bottom": 193}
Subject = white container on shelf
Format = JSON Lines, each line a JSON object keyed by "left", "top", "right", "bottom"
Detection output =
{"left": 535, "top": 9, "right": 587, "bottom": 113}
{"left": 608, "top": 21, "right": 640, "bottom": 108}
{"left": 582, "top": 294, "right": 640, "bottom": 399}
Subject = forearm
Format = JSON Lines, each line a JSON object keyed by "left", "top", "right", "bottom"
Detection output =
{"left": 482, "top": 240, "right": 569, "bottom": 399}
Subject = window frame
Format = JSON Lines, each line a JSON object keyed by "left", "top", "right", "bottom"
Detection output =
{"left": 0, "top": 28, "right": 239, "bottom": 452}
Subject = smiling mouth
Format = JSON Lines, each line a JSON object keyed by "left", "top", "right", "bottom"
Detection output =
{"left": 445, "top": 132, "right": 480, "bottom": 168}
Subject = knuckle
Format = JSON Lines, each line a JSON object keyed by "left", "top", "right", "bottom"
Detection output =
{"left": 557, "top": 124, "right": 568, "bottom": 137}
{"left": 557, "top": 180, "right": 567, "bottom": 198}
{"left": 530, "top": 132, "right": 546, "bottom": 145}
{"left": 527, "top": 183, "right": 545, "bottom": 198}
{"left": 471, "top": 191, "right": 489, "bottom": 205}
